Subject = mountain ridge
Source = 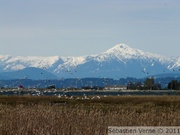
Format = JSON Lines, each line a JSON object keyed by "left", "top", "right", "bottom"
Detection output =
{"left": 0, "top": 44, "right": 179, "bottom": 79}
{"left": 0, "top": 67, "right": 58, "bottom": 80}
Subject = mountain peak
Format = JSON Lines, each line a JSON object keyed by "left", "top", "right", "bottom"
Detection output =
{"left": 104, "top": 43, "right": 142, "bottom": 58}
{"left": 114, "top": 43, "right": 129, "bottom": 49}
{"left": 101, "top": 43, "right": 166, "bottom": 61}
{"left": 106, "top": 43, "right": 130, "bottom": 53}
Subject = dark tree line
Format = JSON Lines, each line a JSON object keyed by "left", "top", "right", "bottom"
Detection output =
{"left": 0, "top": 77, "right": 179, "bottom": 90}
{"left": 168, "top": 80, "right": 180, "bottom": 90}
{"left": 127, "top": 78, "right": 180, "bottom": 90}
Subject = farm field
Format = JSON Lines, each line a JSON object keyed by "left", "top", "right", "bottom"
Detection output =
{"left": 0, "top": 96, "right": 180, "bottom": 135}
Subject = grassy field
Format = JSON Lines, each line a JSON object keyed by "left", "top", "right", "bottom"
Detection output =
{"left": 0, "top": 96, "right": 180, "bottom": 135}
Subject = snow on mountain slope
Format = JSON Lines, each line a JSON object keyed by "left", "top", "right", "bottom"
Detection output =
{"left": 176, "top": 57, "right": 180, "bottom": 67}
{"left": 54, "top": 56, "right": 86, "bottom": 73}
{"left": 55, "top": 44, "right": 178, "bottom": 78}
{"left": 0, "top": 56, "right": 61, "bottom": 71}
{"left": 51, "top": 44, "right": 178, "bottom": 78}
{"left": 170, "top": 57, "right": 180, "bottom": 69}
{"left": 0, "top": 43, "right": 179, "bottom": 79}
{"left": 59, "top": 57, "right": 86, "bottom": 68}
{"left": 95, "top": 44, "right": 168, "bottom": 62}
{"left": 0, "top": 55, "right": 11, "bottom": 61}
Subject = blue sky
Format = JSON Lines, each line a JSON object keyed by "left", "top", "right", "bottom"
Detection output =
{"left": 0, "top": 0, "right": 180, "bottom": 57}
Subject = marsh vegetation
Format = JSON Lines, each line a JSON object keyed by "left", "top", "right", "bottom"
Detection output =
{"left": 0, "top": 96, "right": 180, "bottom": 135}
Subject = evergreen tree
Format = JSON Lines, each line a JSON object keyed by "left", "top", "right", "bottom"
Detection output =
{"left": 168, "top": 80, "right": 179, "bottom": 90}
{"left": 144, "top": 78, "right": 154, "bottom": 90}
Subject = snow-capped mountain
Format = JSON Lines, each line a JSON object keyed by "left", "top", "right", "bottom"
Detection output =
{"left": 0, "top": 44, "right": 179, "bottom": 79}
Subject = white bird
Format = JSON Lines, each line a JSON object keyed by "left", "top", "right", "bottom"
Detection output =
{"left": 58, "top": 94, "right": 61, "bottom": 98}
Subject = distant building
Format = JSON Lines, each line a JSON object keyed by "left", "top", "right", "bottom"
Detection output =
{"left": 19, "top": 85, "right": 23, "bottom": 89}
{"left": 104, "top": 85, "right": 127, "bottom": 90}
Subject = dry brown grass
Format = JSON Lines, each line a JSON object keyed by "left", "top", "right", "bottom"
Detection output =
{"left": 0, "top": 96, "right": 180, "bottom": 135}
